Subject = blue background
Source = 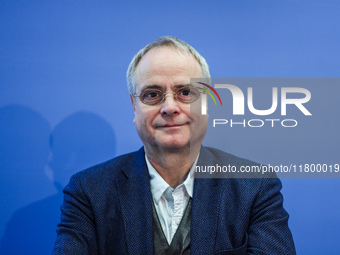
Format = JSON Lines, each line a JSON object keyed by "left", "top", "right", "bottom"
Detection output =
{"left": 0, "top": 0, "right": 339, "bottom": 254}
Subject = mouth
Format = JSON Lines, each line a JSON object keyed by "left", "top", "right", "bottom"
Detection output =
{"left": 156, "top": 123, "right": 188, "bottom": 128}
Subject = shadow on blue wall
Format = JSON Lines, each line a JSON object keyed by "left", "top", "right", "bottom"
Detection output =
{"left": 0, "top": 108, "right": 116, "bottom": 254}
{"left": 0, "top": 105, "right": 53, "bottom": 245}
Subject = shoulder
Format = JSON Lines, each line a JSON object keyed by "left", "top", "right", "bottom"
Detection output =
{"left": 200, "top": 146, "right": 262, "bottom": 169}
{"left": 198, "top": 146, "right": 279, "bottom": 185}
{"left": 71, "top": 147, "right": 144, "bottom": 185}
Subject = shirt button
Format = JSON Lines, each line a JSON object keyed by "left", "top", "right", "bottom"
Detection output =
{"left": 175, "top": 218, "right": 181, "bottom": 225}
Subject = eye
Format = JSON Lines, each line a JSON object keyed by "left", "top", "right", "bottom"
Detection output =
{"left": 179, "top": 88, "right": 191, "bottom": 96}
{"left": 141, "top": 89, "right": 163, "bottom": 97}
{"left": 176, "top": 86, "right": 200, "bottom": 103}
{"left": 140, "top": 89, "right": 164, "bottom": 105}
{"left": 178, "top": 86, "right": 199, "bottom": 97}
{"left": 145, "top": 91, "right": 161, "bottom": 98}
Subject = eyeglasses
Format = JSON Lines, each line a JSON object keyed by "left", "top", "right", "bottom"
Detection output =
{"left": 133, "top": 85, "right": 202, "bottom": 106}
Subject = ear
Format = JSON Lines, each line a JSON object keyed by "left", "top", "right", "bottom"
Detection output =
{"left": 130, "top": 94, "right": 136, "bottom": 124}
{"left": 130, "top": 94, "right": 136, "bottom": 112}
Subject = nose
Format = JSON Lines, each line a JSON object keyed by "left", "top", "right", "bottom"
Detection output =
{"left": 160, "top": 93, "right": 181, "bottom": 116}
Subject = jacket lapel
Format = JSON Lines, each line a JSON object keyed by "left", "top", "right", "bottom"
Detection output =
{"left": 116, "top": 148, "right": 153, "bottom": 255}
{"left": 191, "top": 147, "right": 225, "bottom": 255}
{"left": 116, "top": 146, "right": 226, "bottom": 254}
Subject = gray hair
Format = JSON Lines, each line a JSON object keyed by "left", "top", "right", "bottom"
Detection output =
{"left": 126, "top": 36, "right": 210, "bottom": 94}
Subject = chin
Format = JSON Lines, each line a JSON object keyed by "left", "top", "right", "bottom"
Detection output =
{"left": 157, "top": 140, "right": 190, "bottom": 151}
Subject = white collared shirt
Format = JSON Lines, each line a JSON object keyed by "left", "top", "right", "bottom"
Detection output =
{"left": 146, "top": 154, "right": 198, "bottom": 244}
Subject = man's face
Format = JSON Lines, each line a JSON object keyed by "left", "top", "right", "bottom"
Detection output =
{"left": 131, "top": 46, "right": 208, "bottom": 153}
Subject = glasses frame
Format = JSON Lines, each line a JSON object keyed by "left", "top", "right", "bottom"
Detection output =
{"left": 133, "top": 85, "right": 204, "bottom": 106}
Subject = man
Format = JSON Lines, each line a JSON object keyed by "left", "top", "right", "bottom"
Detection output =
{"left": 53, "top": 36, "right": 296, "bottom": 254}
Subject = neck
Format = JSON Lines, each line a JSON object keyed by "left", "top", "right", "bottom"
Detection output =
{"left": 145, "top": 145, "right": 200, "bottom": 188}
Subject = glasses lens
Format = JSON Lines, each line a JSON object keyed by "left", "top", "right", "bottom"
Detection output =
{"left": 140, "top": 89, "right": 164, "bottom": 105}
{"left": 176, "top": 86, "right": 200, "bottom": 103}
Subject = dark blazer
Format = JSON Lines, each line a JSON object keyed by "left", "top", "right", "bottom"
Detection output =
{"left": 53, "top": 146, "right": 296, "bottom": 254}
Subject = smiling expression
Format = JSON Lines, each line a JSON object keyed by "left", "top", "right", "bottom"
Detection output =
{"left": 131, "top": 46, "right": 208, "bottom": 153}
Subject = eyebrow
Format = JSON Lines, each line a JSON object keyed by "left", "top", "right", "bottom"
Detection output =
{"left": 141, "top": 85, "right": 163, "bottom": 90}
{"left": 141, "top": 84, "right": 192, "bottom": 91}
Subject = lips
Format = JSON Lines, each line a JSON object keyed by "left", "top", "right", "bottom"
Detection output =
{"left": 155, "top": 122, "right": 189, "bottom": 128}
{"left": 161, "top": 124, "right": 185, "bottom": 127}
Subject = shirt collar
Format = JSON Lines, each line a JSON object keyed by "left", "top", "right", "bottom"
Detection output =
{"left": 146, "top": 153, "right": 199, "bottom": 204}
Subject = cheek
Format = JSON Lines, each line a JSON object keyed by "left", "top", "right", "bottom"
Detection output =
{"left": 188, "top": 99, "right": 203, "bottom": 114}
{"left": 135, "top": 108, "right": 155, "bottom": 130}
{"left": 191, "top": 108, "right": 209, "bottom": 129}
{"left": 134, "top": 110, "right": 145, "bottom": 129}
{"left": 187, "top": 107, "right": 200, "bottom": 121}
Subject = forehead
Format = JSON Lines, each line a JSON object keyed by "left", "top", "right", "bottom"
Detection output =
{"left": 134, "top": 47, "right": 202, "bottom": 90}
